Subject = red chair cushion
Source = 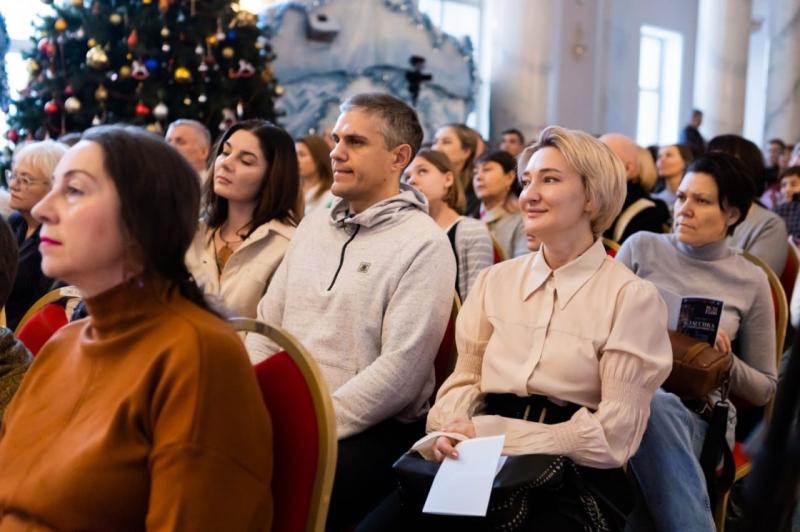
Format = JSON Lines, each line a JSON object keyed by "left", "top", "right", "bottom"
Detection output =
{"left": 254, "top": 352, "right": 319, "bottom": 532}
{"left": 493, "top": 246, "right": 504, "bottom": 264}
{"left": 16, "top": 303, "right": 69, "bottom": 356}
{"left": 604, "top": 245, "right": 617, "bottom": 258}
{"left": 732, "top": 442, "right": 750, "bottom": 472}
{"left": 431, "top": 314, "right": 456, "bottom": 402}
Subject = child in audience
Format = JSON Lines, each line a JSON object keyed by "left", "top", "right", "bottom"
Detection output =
{"left": 474, "top": 150, "right": 528, "bottom": 258}
{"left": 186, "top": 119, "right": 299, "bottom": 318}
{"left": 297, "top": 135, "right": 334, "bottom": 214}
{"left": 0, "top": 217, "right": 31, "bottom": 420}
{"left": 0, "top": 125, "right": 273, "bottom": 530}
{"left": 774, "top": 166, "right": 800, "bottom": 240}
{"left": 618, "top": 152, "right": 777, "bottom": 531}
{"left": 432, "top": 123, "right": 481, "bottom": 217}
{"left": 405, "top": 149, "right": 493, "bottom": 300}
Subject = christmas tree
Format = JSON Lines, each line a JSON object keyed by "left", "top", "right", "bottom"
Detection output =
{"left": 8, "top": 0, "right": 281, "bottom": 141}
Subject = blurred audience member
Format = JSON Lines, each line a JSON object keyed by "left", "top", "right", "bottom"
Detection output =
{"left": 5, "top": 140, "right": 67, "bottom": 330}
{"left": 296, "top": 135, "right": 334, "bottom": 214}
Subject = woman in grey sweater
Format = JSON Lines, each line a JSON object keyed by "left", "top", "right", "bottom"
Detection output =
{"left": 618, "top": 152, "right": 777, "bottom": 532}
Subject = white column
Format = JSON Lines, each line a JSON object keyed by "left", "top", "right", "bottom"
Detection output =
{"left": 488, "top": 0, "right": 560, "bottom": 141}
{"left": 764, "top": 0, "right": 800, "bottom": 142}
{"left": 693, "top": 0, "right": 753, "bottom": 137}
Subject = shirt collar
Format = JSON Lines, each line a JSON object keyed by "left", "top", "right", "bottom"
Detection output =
{"left": 523, "top": 239, "right": 607, "bottom": 309}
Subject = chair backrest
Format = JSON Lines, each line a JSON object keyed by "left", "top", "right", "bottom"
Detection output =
{"left": 490, "top": 234, "right": 507, "bottom": 263}
{"left": 0, "top": 307, "right": 6, "bottom": 329}
{"left": 741, "top": 251, "right": 788, "bottom": 422}
{"left": 602, "top": 237, "right": 620, "bottom": 257}
{"left": 431, "top": 291, "right": 462, "bottom": 403}
{"left": 781, "top": 237, "right": 799, "bottom": 307}
{"left": 229, "top": 318, "right": 337, "bottom": 532}
{"left": 14, "top": 286, "right": 81, "bottom": 356}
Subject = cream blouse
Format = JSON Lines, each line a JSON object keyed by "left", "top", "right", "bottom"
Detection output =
{"left": 425, "top": 239, "right": 672, "bottom": 468}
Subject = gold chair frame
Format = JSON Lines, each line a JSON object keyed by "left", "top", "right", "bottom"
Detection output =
{"left": 601, "top": 237, "right": 620, "bottom": 254}
{"left": 714, "top": 252, "right": 788, "bottom": 531}
{"left": 13, "top": 285, "right": 82, "bottom": 337}
{"left": 229, "top": 318, "right": 337, "bottom": 532}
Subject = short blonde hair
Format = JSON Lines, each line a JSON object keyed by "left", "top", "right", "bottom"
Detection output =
{"left": 518, "top": 126, "right": 626, "bottom": 237}
{"left": 12, "top": 140, "right": 68, "bottom": 185}
{"left": 637, "top": 146, "right": 658, "bottom": 192}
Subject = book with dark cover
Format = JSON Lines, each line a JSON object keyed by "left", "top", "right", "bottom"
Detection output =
{"left": 677, "top": 297, "right": 723, "bottom": 345}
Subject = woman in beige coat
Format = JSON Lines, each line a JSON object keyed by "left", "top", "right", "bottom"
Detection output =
{"left": 186, "top": 120, "right": 300, "bottom": 318}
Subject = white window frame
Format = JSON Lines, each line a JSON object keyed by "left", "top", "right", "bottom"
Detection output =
{"left": 636, "top": 25, "right": 683, "bottom": 147}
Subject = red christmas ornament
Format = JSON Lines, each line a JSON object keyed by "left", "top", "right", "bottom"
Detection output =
{"left": 135, "top": 102, "right": 151, "bottom": 116}
{"left": 64, "top": 84, "right": 74, "bottom": 96}
{"left": 44, "top": 99, "right": 59, "bottom": 114}
{"left": 37, "top": 38, "right": 55, "bottom": 57}
{"left": 127, "top": 29, "right": 138, "bottom": 49}
{"left": 6, "top": 129, "right": 19, "bottom": 144}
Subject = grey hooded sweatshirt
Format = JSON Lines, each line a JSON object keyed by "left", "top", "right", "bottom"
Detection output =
{"left": 246, "top": 183, "right": 457, "bottom": 439}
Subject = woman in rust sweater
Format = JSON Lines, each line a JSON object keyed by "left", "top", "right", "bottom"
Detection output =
{"left": 0, "top": 125, "right": 273, "bottom": 531}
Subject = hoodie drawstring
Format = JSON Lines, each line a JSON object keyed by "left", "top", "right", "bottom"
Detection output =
{"left": 327, "top": 224, "right": 361, "bottom": 291}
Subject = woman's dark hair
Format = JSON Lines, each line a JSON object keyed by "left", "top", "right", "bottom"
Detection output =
{"left": 707, "top": 134, "right": 765, "bottom": 197}
{"left": 477, "top": 149, "right": 522, "bottom": 196}
{"left": 685, "top": 152, "right": 755, "bottom": 235}
{"left": 298, "top": 135, "right": 333, "bottom": 200}
{"left": 0, "top": 217, "right": 18, "bottom": 310}
{"left": 204, "top": 119, "right": 300, "bottom": 235}
{"left": 80, "top": 124, "right": 214, "bottom": 314}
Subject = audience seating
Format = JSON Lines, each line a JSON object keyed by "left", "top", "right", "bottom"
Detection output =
{"left": 602, "top": 237, "right": 620, "bottom": 257}
{"left": 229, "top": 318, "right": 337, "bottom": 532}
{"left": 14, "top": 286, "right": 81, "bottom": 356}
{"left": 430, "top": 291, "right": 462, "bottom": 403}
{"left": 490, "top": 235, "right": 506, "bottom": 263}
{"left": 713, "top": 252, "right": 788, "bottom": 531}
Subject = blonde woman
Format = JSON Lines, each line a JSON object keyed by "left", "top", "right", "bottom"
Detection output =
{"left": 5, "top": 140, "right": 67, "bottom": 329}
{"left": 362, "top": 126, "right": 672, "bottom": 530}
{"left": 405, "top": 149, "right": 493, "bottom": 300}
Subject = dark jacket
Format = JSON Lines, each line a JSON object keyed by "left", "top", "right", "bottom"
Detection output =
{"left": 604, "top": 182, "right": 670, "bottom": 244}
{"left": 6, "top": 213, "right": 53, "bottom": 331}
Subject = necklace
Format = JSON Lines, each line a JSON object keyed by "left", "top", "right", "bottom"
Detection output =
{"left": 214, "top": 226, "right": 245, "bottom": 274}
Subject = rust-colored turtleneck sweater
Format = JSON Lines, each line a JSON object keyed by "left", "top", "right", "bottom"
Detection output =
{"left": 0, "top": 278, "right": 273, "bottom": 531}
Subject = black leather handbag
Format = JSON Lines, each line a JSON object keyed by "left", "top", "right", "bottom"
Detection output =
{"left": 393, "top": 451, "right": 628, "bottom": 531}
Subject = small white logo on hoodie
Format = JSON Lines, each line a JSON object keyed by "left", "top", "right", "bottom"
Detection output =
{"left": 357, "top": 262, "right": 371, "bottom": 273}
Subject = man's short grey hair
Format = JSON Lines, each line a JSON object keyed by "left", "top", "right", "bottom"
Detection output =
{"left": 166, "top": 119, "right": 212, "bottom": 149}
{"left": 519, "top": 126, "right": 626, "bottom": 237}
{"left": 339, "top": 92, "right": 423, "bottom": 158}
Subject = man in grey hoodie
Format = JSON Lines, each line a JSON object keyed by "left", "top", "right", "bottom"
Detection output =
{"left": 246, "top": 92, "right": 457, "bottom": 528}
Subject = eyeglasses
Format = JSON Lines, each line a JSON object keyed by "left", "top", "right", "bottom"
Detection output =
{"left": 5, "top": 170, "right": 48, "bottom": 188}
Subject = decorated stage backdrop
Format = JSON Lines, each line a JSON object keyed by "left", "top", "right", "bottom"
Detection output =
{"left": 264, "top": 0, "right": 477, "bottom": 139}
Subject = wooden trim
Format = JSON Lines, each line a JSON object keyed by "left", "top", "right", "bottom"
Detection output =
{"left": 228, "top": 318, "right": 337, "bottom": 532}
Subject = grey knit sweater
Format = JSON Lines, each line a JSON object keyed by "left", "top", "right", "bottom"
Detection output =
{"left": 246, "top": 184, "right": 457, "bottom": 438}
{"left": 617, "top": 232, "right": 777, "bottom": 408}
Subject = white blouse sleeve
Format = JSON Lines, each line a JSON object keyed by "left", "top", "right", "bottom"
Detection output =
{"left": 471, "top": 279, "right": 673, "bottom": 468}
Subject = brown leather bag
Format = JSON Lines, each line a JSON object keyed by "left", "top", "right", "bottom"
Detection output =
{"left": 663, "top": 330, "right": 733, "bottom": 399}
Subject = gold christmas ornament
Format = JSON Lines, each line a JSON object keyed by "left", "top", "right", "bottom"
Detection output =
{"left": 231, "top": 11, "right": 257, "bottom": 27}
{"left": 146, "top": 122, "right": 162, "bottom": 133}
{"left": 143, "top": 0, "right": 152, "bottom": 3}
{"left": 275, "top": 85, "right": 284, "bottom": 96}
{"left": 206, "top": 34, "right": 218, "bottom": 45}
{"left": 174, "top": 66, "right": 192, "bottom": 83}
{"left": 87, "top": 37, "right": 97, "bottom": 48}
{"left": 54, "top": 18, "right": 68, "bottom": 32}
{"left": 94, "top": 85, "right": 108, "bottom": 101}
{"left": 86, "top": 46, "right": 109, "bottom": 69}
{"left": 160, "top": 26, "right": 170, "bottom": 38}
{"left": 71, "top": 0, "right": 83, "bottom": 6}
{"left": 64, "top": 96, "right": 82, "bottom": 113}
{"left": 26, "top": 59, "right": 41, "bottom": 75}
{"left": 119, "top": 65, "right": 131, "bottom": 78}
{"left": 221, "top": 47, "right": 234, "bottom": 59}
{"left": 109, "top": 12, "right": 122, "bottom": 25}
